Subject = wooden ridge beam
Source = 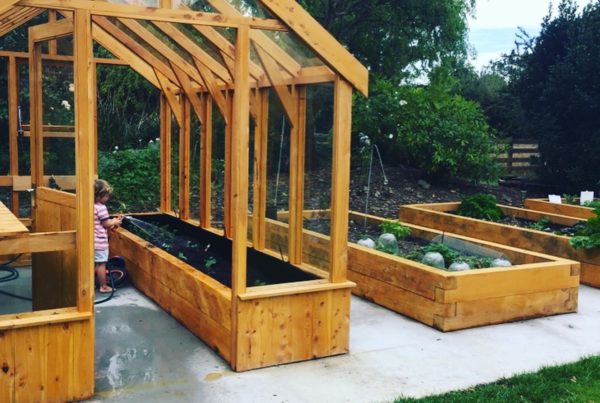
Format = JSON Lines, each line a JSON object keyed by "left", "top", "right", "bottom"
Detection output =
{"left": 258, "top": 0, "right": 368, "bottom": 96}
{"left": 18, "top": 0, "right": 287, "bottom": 30}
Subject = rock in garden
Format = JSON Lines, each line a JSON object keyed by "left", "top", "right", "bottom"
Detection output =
{"left": 491, "top": 258, "right": 512, "bottom": 267}
{"left": 418, "top": 179, "right": 431, "bottom": 189}
{"left": 377, "top": 233, "right": 399, "bottom": 254}
{"left": 357, "top": 238, "right": 376, "bottom": 249}
{"left": 448, "top": 261, "right": 470, "bottom": 271}
{"left": 422, "top": 252, "right": 445, "bottom": 269}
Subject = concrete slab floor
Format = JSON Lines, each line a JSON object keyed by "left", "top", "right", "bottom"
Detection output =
{"left": 89, "top": 285, "right": 600, "bottom": 403}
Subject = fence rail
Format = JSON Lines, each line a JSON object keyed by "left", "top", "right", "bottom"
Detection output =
{"left": 497, "top": 139, "right": 540, "bottom": 176}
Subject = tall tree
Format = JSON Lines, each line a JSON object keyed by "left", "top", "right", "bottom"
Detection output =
{"left": 300, "top": 0, "right": 475, "bottom": 81}
{"left": 507, "top": 0, "right": 600, "bottom": 190}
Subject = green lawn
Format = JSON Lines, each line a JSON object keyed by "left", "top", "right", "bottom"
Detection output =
{"left": 395, "top": 356, "right": 600, "bottom": 402}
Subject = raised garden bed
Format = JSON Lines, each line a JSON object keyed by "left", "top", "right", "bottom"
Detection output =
{"left": 524, "top": 198, "right": 597, "bottom": 220}
{"left": 273, "top": 210, "right": 579, "bottom": 331}
{"left": 399, "top": 202, "right": 600, "bottom": 288}
{"left": 110, "top": 213, "right": 354, "bottom": 371}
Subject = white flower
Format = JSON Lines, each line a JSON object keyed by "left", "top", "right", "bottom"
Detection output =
{"left": 149, "top": 140, "right": 153, "bottom": 144}
{"left": 114, "top": 145, "right": 119, "bottom": 151}
{"left": 388, "top": 134, "right": 394, "bottom": 139}
{"left": 68, "top": 83, "right": 74, "bottom": 92}
{"left": 61, "top": 100, "right": 71, "bottom": 110}
{"left": 155, "top": 138, "right": 160, "bottom": 142}
{"left": 399, "top": 100, "right": 408, "bottom": 106}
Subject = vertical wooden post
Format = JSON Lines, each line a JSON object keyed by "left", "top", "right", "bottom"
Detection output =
{"left": 28, "top": 38, "right": 44, "bottom": 192}
{"left": 224, "top": 91, "right": 233, "bottom": 236}
{"left": 200, "top": 94, "right": 213, "bottom": 228}
{"left": 8, "top": 56, "right": 19, "bottom": 216}
{"left": 73, "top": 8, "right": 95, "bottom": 313}
{"left": 329, "top": 78, "right": 352, "bottom": 283}
{"left": 288, "top": 86, "right": 306, "bottom": 264}
{"left": 230, "top": 24, "right": 250, "bottom": 370}
{"left": 178, "top": 96, "right": 191, "bottom": 220}
{"left": 48, "top": 10, "right": 57, "bottom": 55}
{"left": 73, "top": 10, "right": 95, "bottom": 395}
{"left": 160, "top": 94, "right": 172, "bottom": 212}
{"left": 252, "top": 88, "right": 269, "bottom": 249}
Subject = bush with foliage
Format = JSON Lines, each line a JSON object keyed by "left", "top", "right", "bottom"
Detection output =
{"left": 353, "top": 77, "right": 505, "bottom": 182}
{"left": 456, "top": 193, "right": 503, "bottom": 221}
{"left": 98, "top": 142, "right": 161, "bottom": 213}
{"left": 570, "top": 206, "right": 600, "bottom": 249}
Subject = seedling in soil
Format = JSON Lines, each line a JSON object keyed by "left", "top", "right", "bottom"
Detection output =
{"left": 178, "top": 252, "right": 188, "bottom": 261}
{"left": 253, "top": 279, "right": 267, "bottom": 286}
{"left": 204, "top": 256, "right": 217, "bottom": 269}
{"left": 570, "top": 206, "right": 600, "bottom": 249}
{"left": 456, "top": 193, "right": 503, "bottom": 221}
{"left": 529, "top": 217, "right": 551, "bottom": 231}
{"left": 379, "top": 220, "right": 411, "bottom": 240}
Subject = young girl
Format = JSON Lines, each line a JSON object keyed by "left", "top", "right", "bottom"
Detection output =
{"left": 94, "top": 179, "right": 122, "bottom": 293}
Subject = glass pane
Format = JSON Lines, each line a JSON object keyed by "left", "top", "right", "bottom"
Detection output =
{"left": 0, "top": 259, "right": 32, "bottom": 315}
{"left": 210, "top": 98, "right": 226, "bottom": 231}
{"left": 265, "top": 89, "right": 290, "bottom": 257}
{"left": 303, "top": 84, "right": 333, "bottom": 271}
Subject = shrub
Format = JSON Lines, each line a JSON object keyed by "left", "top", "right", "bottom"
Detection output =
{"left": 456, "top": 193, "right": 503, "bottom": 221}
{"left": 353, "top": 77, "right": 506, "bottom": 183}
{"left": 98, "top": 142, "right": 161, "bottom": 212}
{"left": 570, "top": 206, "right": 600, "bottom": 249}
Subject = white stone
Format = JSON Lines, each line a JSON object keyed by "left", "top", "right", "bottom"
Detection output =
{"left": 448, "top": 261, "right": 470, "bottom": 271}
{"left": 491, "top": 258, "right": 512, "bottom": 267}
{"left": 357, "top": 238, "right": 376, "bottom": 249}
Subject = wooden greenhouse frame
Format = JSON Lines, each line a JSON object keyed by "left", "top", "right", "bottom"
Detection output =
{"left": 0, "top": 0, "right": 368, "bottom": 400}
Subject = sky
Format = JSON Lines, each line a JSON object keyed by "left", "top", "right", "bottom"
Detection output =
{"left": 468, "top": 0, "right": 591, "bottom": 70}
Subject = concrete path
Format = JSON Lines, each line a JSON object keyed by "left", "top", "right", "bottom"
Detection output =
{"left": 89, "top": 285, "right": 600, "bottom": 403}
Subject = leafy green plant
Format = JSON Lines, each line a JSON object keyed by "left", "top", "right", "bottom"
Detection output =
{"left": 177, "top": 252, "right": 188, "bottom": 261}
{"left": 570, "top": 207, "right": 600, "bottom": 249}
{"left": 583, "top": 200, "right": 600, "bottom": 209}
{"left": 456, "top": 193, "right": 503, "bottom": 221}
{"left": 379, "top": 220, "right": 412, "bottom": 240}
{"left": 253, "top": 279, "right": 267, "bottom": 286}
{"left": 562, "top": 194, "right": 577, "bottom": 205}
{"left": 204, "top": 256, "right": 217, "bottom": 269}
{"left": 529, "top": 217, "right": 551, "bottom": 231}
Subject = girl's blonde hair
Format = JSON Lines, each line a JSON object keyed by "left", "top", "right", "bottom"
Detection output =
{"left": 94, "top": 179, "right": 113, "bottom": 201}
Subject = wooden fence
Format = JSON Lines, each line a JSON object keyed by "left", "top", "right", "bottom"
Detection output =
{"left": 497, "top": 139, "right": 540, "bottom": 177}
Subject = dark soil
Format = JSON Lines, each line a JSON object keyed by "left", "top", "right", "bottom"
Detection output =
{"left": 121, "top": 213, "right": 317, "bottom": 287}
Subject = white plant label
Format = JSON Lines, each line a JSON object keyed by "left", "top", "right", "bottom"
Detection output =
{"left": 581, "top": 191, "right": 594, "bottom": 205}
{"left": 548, "top": 194, "right": 562, "bottom": 204}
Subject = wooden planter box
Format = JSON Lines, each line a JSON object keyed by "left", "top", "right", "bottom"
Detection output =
{"left": 110, "top": 216, "right": 353, "bottom": 372}
{"left": 270, "top": 211, "right": 579, "bottom": 331}
{"left": 400, "top": 202, "right": 600, "bottom": 288}
{"left": 524, "top": 198, "right": 596, "bottom": 219}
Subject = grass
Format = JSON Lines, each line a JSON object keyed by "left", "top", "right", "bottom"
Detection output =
{"left": 394, "top": 356, "right": 600, "bottom": 402}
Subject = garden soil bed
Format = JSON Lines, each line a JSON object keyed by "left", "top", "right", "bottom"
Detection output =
{"left": 399, "top": 202, "right": 600, "bottom": 287}
{"left": 111, "top": 213, "right": 354, "bottom": 371}
{"left": 275, "top": 210, "right": 580, "bottom": 331}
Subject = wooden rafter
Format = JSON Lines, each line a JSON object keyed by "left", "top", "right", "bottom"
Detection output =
{"left": 91, "top": 22, "right": 160, "bottom": 87}
{"left": 93, "top": 16, "right": 180, "bottom": 85}
{"left": 205, "top": 0, "right": 301, "bottom": 77}
{"left": 156, "top": 70, "right": 183, "bottom": 126}
{"left": 254, "top": 42, "right": 296, "bottom": 126}
{"left": 28, "top": 15, "right": 73, "bottom": 41}
{"left": 170, "top": 61, "right": 205, "bottom": 125}
{"left": 0, "top": 1, "right": 21, "bottom": 17}
{"left": 258, "top": 0, "right": 369, "bottom": 96}
{"left": 0, "top": 49, "right": 126, "bottom": 65}
{"left": 17, "top": 0, "right": 287, "bottom": 30}
{"left": 117, "top": 18, "right": 205, "bottom": 90}
{"left": 0, "top": 7, "right": 44, "bottom": 38}
{"left": 193, "top": 59, "right": 228, "bottom": 123}
{"left": 150, "top": 20, "right": 231, "bottom": 85}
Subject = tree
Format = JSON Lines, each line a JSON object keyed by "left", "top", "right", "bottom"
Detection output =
{"left": 507, "top": 0, "right": 600, "bottom": 190}
{"left": 300, "top": 0, "right": 475, "bottom": 82}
